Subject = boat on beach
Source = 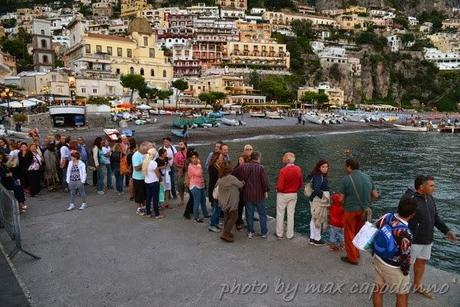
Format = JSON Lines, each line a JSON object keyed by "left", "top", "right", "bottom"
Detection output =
{"left": 249, "top": 111, "right": 265, "bottom": 118}
{"left": 393, "top": 124, "right": 429, "bottom": 132}
{"left": 265, "top": 111, "right": 283, "bottom": 119}
{"left": 303, "top": 113, "right": 327, "bottom": 125}
{"left": 221, "top": 118, "right": 240, "bottom": 126}
{"left": 171, "top": 129, "right": 188, "bottom": 138}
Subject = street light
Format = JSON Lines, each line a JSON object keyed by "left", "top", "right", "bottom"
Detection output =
{"left": 1, "top": 87, "right": 13, "bottom": 116}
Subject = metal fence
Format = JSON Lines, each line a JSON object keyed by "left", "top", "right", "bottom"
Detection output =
{"left": 0, "top": 183, "right": 40, "bottom": 260}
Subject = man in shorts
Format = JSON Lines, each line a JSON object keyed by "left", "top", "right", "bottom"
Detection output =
{"left": 401, "top": 175, "right": 457, "bottom": 299}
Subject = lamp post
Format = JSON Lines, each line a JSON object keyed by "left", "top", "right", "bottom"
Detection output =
{"left": 1, "top": 88, "right": 13, "bottom": 116}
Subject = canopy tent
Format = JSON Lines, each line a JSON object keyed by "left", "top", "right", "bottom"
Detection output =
{"left": 117, "top": 102, "right": 135, "bottom": 109}
{"left": 0, "top": 99, "right": 41, "bottom": 108}
{"left": 136, "top": 104, "right": 152, "bottom": 110}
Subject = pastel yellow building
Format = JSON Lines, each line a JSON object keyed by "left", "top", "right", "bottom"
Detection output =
{"left": 218, "top": 0, "right": 247, "bottom": 10}
{"left": 188, "top": 74, "right": 253, "bottom": 97}
{"left": 121, "top": 0, "right": 150, "bottom": 18}
{"left": 262, "top": 11, "right": 336, "bottom": 27}
{"left": 336, "top": 14, "right": 368, "bottom": 30}
{"left": 236, "top": 20, "right": 272, "bottom": 42}
{"left": 66, "top": 18, "right": 173, "bottom": 90}
{"left": 227, "top": 41, "right": 290, "bottom": 70}
{"left": 428, "top": 33, "right": 460, "bottom": 52}
{"left": 344, "top": 6, "right": 367, "bottom": 15}
{"left": 298, "top": 83, "right": 345, "bottom": 106}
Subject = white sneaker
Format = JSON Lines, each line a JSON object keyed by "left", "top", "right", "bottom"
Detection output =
{"left": 67, "top": 204, "right": 75, "bottom": 211}
{"left": 79, "top": 203, "right": 87, "bottom": 210}
{"left": 248, "top": 232, "right": 254, "bottom": 239}
{"left": 97, "top": 191, "right": 105, "bottom": 195}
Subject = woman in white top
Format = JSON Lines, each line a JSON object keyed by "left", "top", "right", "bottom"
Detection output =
{"left": 27, "top": 143, "right": 43, "bottom": 197}
{"left": 142, "top": 148, "right": 164, "bottom": 219}
{"left": 66, "top": 151, "right": 87, "bottom": 211}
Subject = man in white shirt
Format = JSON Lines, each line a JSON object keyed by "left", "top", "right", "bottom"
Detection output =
{"left": 161, "top": 137, "right": 177, "bottom": 199}
{"left": 60, "top": 136, "right": 71, "bottom": 191}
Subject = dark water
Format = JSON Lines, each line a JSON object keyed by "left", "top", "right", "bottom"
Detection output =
{"left": 195, "top": 130, "right": 460, "bottom": 273}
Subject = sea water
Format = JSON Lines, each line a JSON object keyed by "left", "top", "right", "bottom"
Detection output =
{"left": 195, "top": 130, "right": 460, "bottom": 273}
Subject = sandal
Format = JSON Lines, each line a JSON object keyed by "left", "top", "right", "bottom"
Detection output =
{"left": 415, "top": 287, "right": 433, "bottom": 299}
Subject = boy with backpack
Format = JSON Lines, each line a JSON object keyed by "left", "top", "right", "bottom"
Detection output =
{"left": 372, "top": 197, "right": 418, "bottom": 307}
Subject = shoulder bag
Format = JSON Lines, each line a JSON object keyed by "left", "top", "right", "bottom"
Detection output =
{"left": 349, "top": 175, "right": 372, "bottom": 222}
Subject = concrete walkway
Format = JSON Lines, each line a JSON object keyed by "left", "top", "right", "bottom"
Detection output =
{"left": 1, "top": 188, "right": 459, "bottom": 307}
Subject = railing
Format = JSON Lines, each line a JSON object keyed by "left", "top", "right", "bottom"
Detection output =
{"left": 0, "top": 183, "right": 40, "bottom": 259}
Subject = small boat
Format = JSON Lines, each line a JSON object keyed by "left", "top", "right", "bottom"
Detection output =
{"left": 265, "top": 111, "right": 283, "bottom": 119}
{"left": 221, "top": 118, "right": 240, "bottom": 126}
{"left": 303, "top": 114, "right": 326, "bottom": 125}
{"left": 249, "top": 111, "right": 265, "bottom": 118}
{"left": 393, "top": 124, "right": 428, "bottom": 132}
{"left": 171, "top": 129, "right": 188, "bottom": 138}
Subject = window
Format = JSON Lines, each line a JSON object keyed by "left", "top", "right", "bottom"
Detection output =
{"left": 85, "top": 44, "right": 91, "bottom": 53}
{"left": 117, "top": 47, "right": 122, "bottom": 57}
{"left": 41, "top": 29, "right": 45, "bottom": 35}
{"left": 127, "top": 49, "right": 132, "bottom": 58}
{"left": 81, "top": 88, "right": 86, "bottom": 93}
{"left": 140, "top": 68, "right": 144, "bottom": 75}
{"left": 96, "top": 45, "right": 102, "bottom": 53}
{"left": 92, "top": 88, "right": 98, "bottom": 94}
{"left": 130, "top": 67, "right": 134, "bottom": 74}
{"left": 107, "top": 46, "right": 112, "bottom": 55}
{"left": 163, "top": 70, "right": 167, "bottom": 78}
{"left": 42, "top": 55, "right": 49, "bottom": 64}
{"left": 116, "top": 68, "right": 120, "bottom": 74}
{"left": 150, "top": 69, "right": 154, "bottom": 76}
{"left": 41, "top": 39, "right": 47, "bottom": 48}
{"left": 144, "top": 36, "right": 148, "bottom": 46}
{"left": 149, "top": 48, "right": 155, "bottom": 58}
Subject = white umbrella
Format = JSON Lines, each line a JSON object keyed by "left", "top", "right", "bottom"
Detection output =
{"left": 137, "top": 104, "right": 152, "bottom": 110}
{"left": 0, "top": 100, "right": 37, "bottom": 108}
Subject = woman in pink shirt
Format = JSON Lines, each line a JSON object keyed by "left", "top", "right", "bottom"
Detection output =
{"left": 187, "top": 151, "right": 209, "bottom": 223}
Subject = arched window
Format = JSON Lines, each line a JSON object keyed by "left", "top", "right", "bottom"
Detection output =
{"left": 150, "top": 69, "right": 154, "bottom": 76}
{"left": 140, "top": 68, "right": 144, "bottom": 75}
{"left": 41, "top": 39, "right": 47, "bottom": 48}
{"left": 42, "top": 55, "right": 48, "bottom": 64}
{"left": 129, "top": 67, "right": 134, "bottom": 74}
{"left": 163, "top": 70, "right": 166, "bottom": 78}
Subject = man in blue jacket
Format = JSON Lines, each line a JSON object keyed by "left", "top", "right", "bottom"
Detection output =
{"left": 400, "top": 175, "right": 457, "bottom": 299}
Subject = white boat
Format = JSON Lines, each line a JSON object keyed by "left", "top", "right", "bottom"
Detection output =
{"left": 221, "top": 118, "right": 240, "bottom": 126}
{"left": 265, "top": 111, "right": 283, "bottom": 119}
{"left": 249, "top": 111, "right": 265, "bottom": 118}
{"left": 303, "top": 114, "right": 327, "bottom": 125}
{"left": 393, "top": 124, "right": 428, "bottom": 132}
{"left": 345, "top": 114, "right": 366, "bottom": 122}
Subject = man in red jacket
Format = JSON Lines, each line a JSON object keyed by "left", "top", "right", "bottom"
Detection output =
{"left": 275, "top": 152, "right": 303, "bottom": 239}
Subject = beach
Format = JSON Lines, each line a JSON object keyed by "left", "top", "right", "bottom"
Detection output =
{"left": 35, "top": 114, "right": 384, "bottom": 146}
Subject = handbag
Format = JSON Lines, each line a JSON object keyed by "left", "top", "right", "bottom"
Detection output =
{"left": 349, "top": 175, "right": 372, "bottom": 222}
{"left": 304, "top": 178, "right": 314, "bottom": 197}
{"left": 212, "top": 184, "right": 219, "bottom": 200}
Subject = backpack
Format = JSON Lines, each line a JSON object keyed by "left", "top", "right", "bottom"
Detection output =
{"left": 373, "top": 213, "right": 408, "bottom": 259}
{"left": 120, "top": 154, "right": 130, "bottom": 175}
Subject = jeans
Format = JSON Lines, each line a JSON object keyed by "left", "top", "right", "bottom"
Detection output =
{"left": 190, "top": 187, "right": 208, "bottom": 220}
{"left": 113, "top": 168, "right": 123, "bottom": 193}
{"left": 145, "top": 181, "right": 160, "bottom": 216}
{"left": 61, "top": 167, "right": 68, "bottom": 190}
{"left": 69, "top": 181, "right": 87, "bottom": 204}
{"left": 246, "top": 201, "right": 268, "bottom": 235}
{"left": 105, "top": 164, "right": 113, "bottom": 189}
{"left": 209, "top": 200, "right": 221, "bottom": 227}
{"left": 329, "top": 225, "right": 344, "bottom": 245}
{"left": 96, "top": 165, "right": 105, "bottom": 192}
{"left": 169, "top": 167, "right": 177, "bottom": 199}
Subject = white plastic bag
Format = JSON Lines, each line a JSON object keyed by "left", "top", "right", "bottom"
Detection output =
{"left": 352, "top": 222, "right": 378, "bottom": 252}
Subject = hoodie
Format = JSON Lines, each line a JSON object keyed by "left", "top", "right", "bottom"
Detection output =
{"left": 401, "top": 187, "right": 450, "bottom": 245}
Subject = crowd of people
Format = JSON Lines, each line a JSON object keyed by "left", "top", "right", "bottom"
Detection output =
{"left": 0, "top": 134, "right": 458, "bottom": 307}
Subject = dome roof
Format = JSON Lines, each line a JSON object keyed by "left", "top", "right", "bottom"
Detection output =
{"left": 127, "top": 17, "right": 153, "bottom": 35}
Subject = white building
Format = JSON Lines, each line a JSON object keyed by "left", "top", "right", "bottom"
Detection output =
{"left": 250, "top": 8, "right": 266, "bottom": 15}
{"left": 75, "top": 77, "right": 124, "bottom": 98}
{"left": 424, "top": 48, "right": 460, "bottom": 70}
{"left": 408, "top": 16, "right": 418, "bottom": 26}
{"left": 386, "top": 35, "right": 402, "bottom": 52}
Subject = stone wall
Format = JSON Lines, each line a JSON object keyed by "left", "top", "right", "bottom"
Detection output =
{"left": 27, "top": 112, "right": 52, "bottom": 130}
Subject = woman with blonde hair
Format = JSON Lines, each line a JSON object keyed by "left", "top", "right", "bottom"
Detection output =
{"left": 143, "top": 148, "right": 164, "bottom": 219}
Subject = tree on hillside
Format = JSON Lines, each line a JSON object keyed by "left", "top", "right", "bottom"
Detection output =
{"left": 259, "top": 75, "right": 296, "bottom": 102}
{"left": 198, "top": 91, "right": 226, "bottom": 111}
{"left": 0, "top": 27, "right": 33, "bottom": 72}
{"left": 120, "top": 74, "right": 146, "bottom": 103}
{"left": 301, "top": 91, "right": 329, "bottom": 106}
{"left": 172, "top": 79, "right": 188, "bottom": 91}
{"left": 291, "top": 20, "right": 315, "bottom": 39}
